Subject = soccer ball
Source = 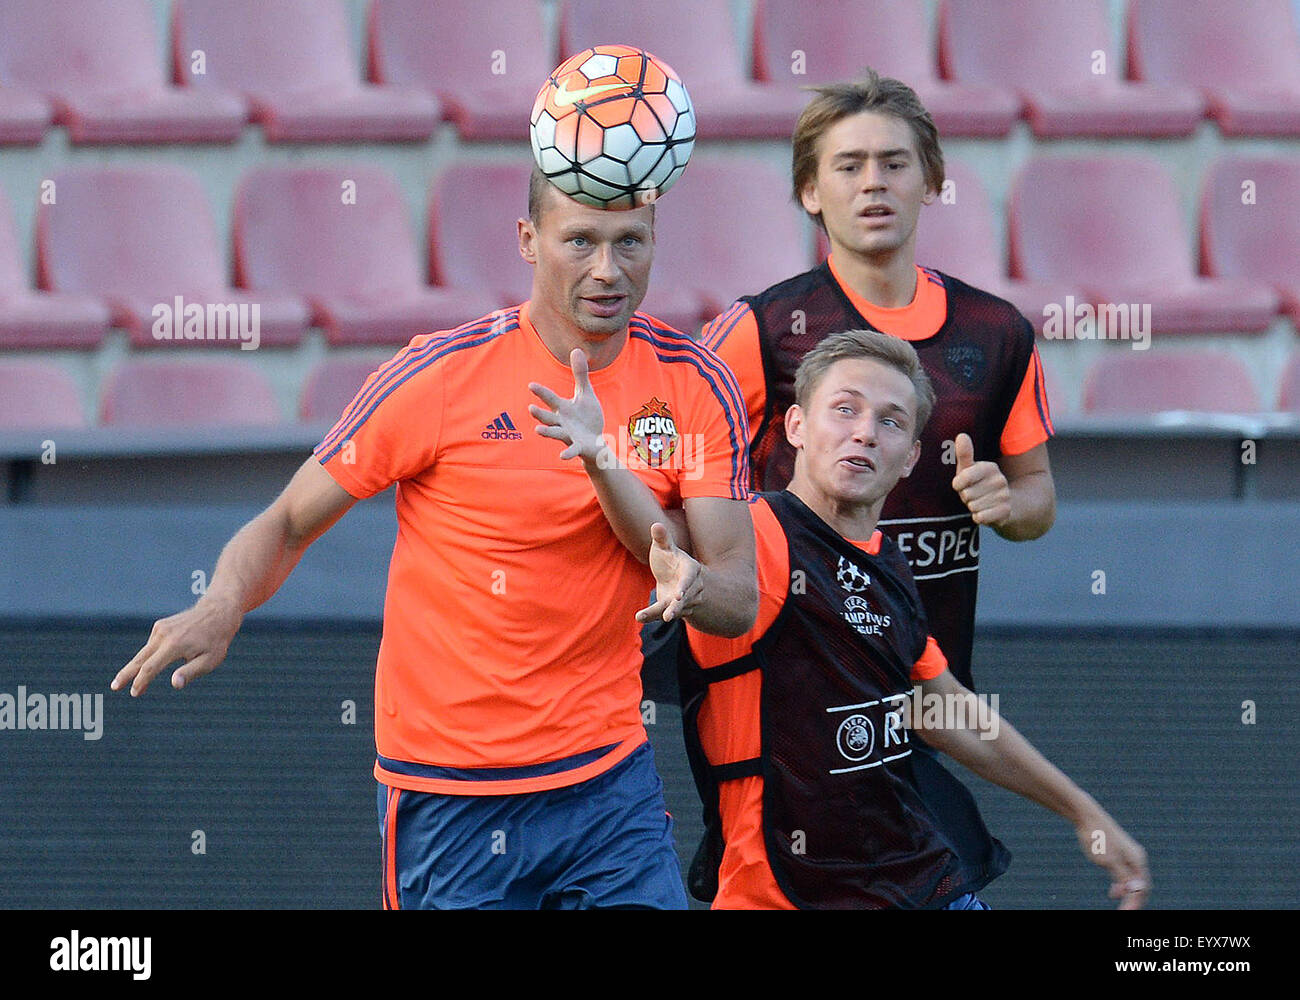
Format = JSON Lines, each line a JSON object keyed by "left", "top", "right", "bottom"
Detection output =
{"left": 530, "top": 44, "right": 696, "bottom": 210}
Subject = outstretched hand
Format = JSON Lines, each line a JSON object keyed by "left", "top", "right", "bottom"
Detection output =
{"left": 636, "top": 522, "right": 704, "bottom": 624}
{"left": 529, "top": 348, "right": 609, "bottom": 464}
{"left": 951, "top": 432, "right": 1011, "bottom": 527}
{"left": 111, "top": 596, "right": 243, "bottom": 697}
{"left": 1074, "top": 809, "right": 1152, "bottom": 910}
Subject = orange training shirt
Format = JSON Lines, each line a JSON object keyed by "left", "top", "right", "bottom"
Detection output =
{"left": 315, "top": 303, "right": 750, "bottom": 794}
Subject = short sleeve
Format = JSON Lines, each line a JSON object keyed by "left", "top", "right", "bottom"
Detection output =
{"left": 702, "top": 302, "right": 766, "bottom": 444}
{"left": 677, "top": 341, "right": 752, "bottom": 502}
{"left": 312, "top": 345, "right": 444, "bottom": 499}
{"left": 999, "top": 343, "right": 1054, "bottom": 457}
{"left": 910, "top": 635, "right": 949, "bottom": 682}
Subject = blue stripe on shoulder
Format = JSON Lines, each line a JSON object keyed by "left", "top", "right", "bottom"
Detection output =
{"left": 319, "top": 311, "right": 516, "bottom": 455}
{"left": 316, "top": 313, "right": 517, "bottom": 463}
{"left": 1031, "top": 350, "right": 1054, "bottom": 437}
{"left": 629, "top": 318, "right": 750, "bottom": 496}
{"left": 702, "top": 301, "right": 748, "bottom": 351}
{"left": 634, "top": 314, "right": 750, "bottom": 412}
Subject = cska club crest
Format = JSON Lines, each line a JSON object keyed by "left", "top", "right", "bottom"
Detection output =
{"left": 627, "top": 397, "right": 679, "bottom": 467}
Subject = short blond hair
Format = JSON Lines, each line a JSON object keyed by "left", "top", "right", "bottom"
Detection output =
{"left": 794, "top": 329, "right": 935, "bottom": 438}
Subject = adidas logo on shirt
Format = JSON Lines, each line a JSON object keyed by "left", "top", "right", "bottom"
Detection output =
{"left": 482, "top": 412, "right": 523, "bottom": 440}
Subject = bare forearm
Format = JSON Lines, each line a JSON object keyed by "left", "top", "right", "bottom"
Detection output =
{"left": 916, "top": 669, "right": 1149, "bottom": 906}
{"left": 661, "top": 508, "right": 691, "bottom": 554}
{"left": 113, "top": 457, "right": 356, "bottom": 697}
{"left": 203, "top": 507, "right": 312, "bottom": 616}
{"left": 583, "top": 447, "right": 687, "bottom": 563}
{"left": 681, "top": 555, "right": 757, "bottom": 638}
{"left": 204, "top": 460, "right": 352, "bottom": 614}
{"left": 921, "top": 697, "right": 1096, "bottom": 825}
{"left": 995, "top": 470, "right": 1055, "bottom": 541}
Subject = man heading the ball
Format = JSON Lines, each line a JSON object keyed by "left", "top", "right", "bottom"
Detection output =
{"left": 113, "top": 168, "right": 756, "bottom": 910}
{"left": 669, "top": 329, "right": 1149, "bottom": 909}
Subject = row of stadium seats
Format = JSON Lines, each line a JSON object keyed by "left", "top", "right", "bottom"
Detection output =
{"left": 919, "top": 157, "right": 1298, "bottom": 335}
{"left": 0, "top": 157, "right": 797, "bottom": 348}
{"left": 1, "top": 0, "right": 1298, "bottom": 144}
{"left": 4, "top": 349, "right": 1300, "bottom": 431}
{"left": 3, "top": 153, "right": 1297, "bottom": 351}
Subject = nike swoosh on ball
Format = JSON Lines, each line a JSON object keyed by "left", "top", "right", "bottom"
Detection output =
{"left": 553, "top": 82, "right": 630, "bottom": 107}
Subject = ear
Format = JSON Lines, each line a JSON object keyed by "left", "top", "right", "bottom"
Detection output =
{"left": 518, "top": 217, "right": 538, "bottom": 264}
{"left": 900, "top": 438, "right": 921, "bottom": 478}
{"left": 921, "top": 180, "right": 939, "bottom": 206}
{"left": 784, "top": 404, "right": 806, "bottom": 450}
{"left": 798, "top": 179, "right": 821, "bottom": 218}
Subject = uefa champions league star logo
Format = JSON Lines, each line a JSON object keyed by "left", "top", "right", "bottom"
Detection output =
{"left": 836, "top": 713, "right": 875, "bottom": 762}
{"left": 836, "top": 556, "right": 871, "bottom": 593}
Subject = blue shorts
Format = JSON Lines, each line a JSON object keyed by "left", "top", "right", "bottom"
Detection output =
{"left": 943, "top": 892, "right": 992, "bottom": 910}
{"left": 377, "top": 740, "right": 688, "bottom": 909}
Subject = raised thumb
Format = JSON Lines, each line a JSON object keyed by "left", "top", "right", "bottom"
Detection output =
{"left": 954, "top": 433, "right": 975, "bottom": 472}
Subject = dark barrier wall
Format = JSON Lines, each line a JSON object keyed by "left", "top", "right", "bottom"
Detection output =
{"left": 3, "top": 500, "right": 1300, "bottom": 626}
{"left": 1, "top": 622, "right": 1295, "bottom": 909}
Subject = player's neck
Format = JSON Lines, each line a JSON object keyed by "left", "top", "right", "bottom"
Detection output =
{"left": 787, "top": 476, "right": 883, "bottom": 544}
{"left": 829, "top": 243, "right": 918, "bottom": 309}
{"left": 528, "top": 302, "right": 627, "bottom": 371}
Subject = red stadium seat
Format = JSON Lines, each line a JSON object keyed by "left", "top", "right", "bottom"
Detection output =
{"left": 559, "top": 0, "right": 809, "bottom": 139}
{"left": 914, "top": 160, "right": 1084, "bottom": 334}
{"left": 1008, "top": 156, "right": 1278, "bottom": 335}
{"left": 939, "top": 0, "right": 1203, "bottom": 137}
{"left": 428, "top": 162, "right": 535, "bottom": 305}
{"left": 0, "top": 88, "right": 53, "bottom": 145}
{"left": 0, "top": 0, "right": 243, "bottom": 144}
{"left": 174, "top": 0, "right": 439, "bottom": 142}
{"left": 1129, "top": 0, "right": 1300, "bottom": 136}
{"left": 1081, "top": 350, "right": 1262, "bottom": 415}
{"left": 300, "top": 355, "right": 392, "bottom": 422}
{"left": 234, "top": 165, "right": 499, "bottom": 346}
{"left": 0, "top": 361, "right": 86, "bottom": 429}
{"left": 37, "top": 167, "right": 309, "bottom": 348}
{"left": 369, "top": 0, "right": 551, "bottom": 140}
{"left": 753, "top": 0, "right": 1020, "bottom": 137}
{"left": 0, "top": 185, "right": 111, "bottom": 350}
{"left": 1278, "top": 355, "right": 1300, "bottom": 412}
{"left": 100, "top": 359, "right": 280, "bottom": 427}
{"left": 647, "top": 156, "right": 812, "bottom": 332}
{"left": 1201, "top": 157, "right": 1300, "bottom": 327}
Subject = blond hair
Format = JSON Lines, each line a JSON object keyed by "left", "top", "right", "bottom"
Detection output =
{"left": 794, "top": 329, "right": 935, "bottom": 437}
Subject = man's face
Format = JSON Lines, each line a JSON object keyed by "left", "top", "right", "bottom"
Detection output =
{"left": 786, "top": 357, "right": 922, "bottom": 511}
{"left": 800, "top": 111, "right": 936, "bottom": 260}
{"left": 518, "top": 185, "right": 655, "bottom": 341}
